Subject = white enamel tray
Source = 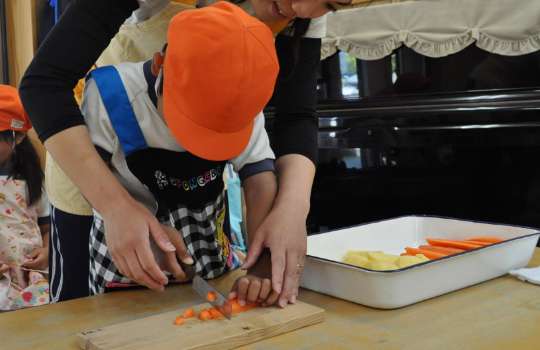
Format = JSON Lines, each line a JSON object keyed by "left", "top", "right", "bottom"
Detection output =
{"left": 301, "top": 216, "right": 540, "bottom": 309}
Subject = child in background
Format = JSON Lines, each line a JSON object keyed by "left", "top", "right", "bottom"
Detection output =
{"left": 0, "top": 85, "right": 50, "bottom": 310}
{"left": 84, "top": 2, "right": 280, "bottom": 304}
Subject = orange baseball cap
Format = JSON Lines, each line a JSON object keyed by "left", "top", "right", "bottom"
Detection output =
{"left": 163, "top": 1, "right": 279, "bottom": 161}
{"left": 0, "top": 85, "right": 31, "bottom": 132}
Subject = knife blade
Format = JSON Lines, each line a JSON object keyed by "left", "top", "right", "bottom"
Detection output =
{"left": 192, "top": 275, "right": 232, "bottom": 320}
{"left": 180, "top": 261, "right": 232, "bottom": 320}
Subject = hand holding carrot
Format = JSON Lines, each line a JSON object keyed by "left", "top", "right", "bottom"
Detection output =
{"left": 229, "top": 273, "right": 279, "bottom": 307}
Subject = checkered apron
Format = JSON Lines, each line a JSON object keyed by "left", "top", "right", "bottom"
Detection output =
{"left": 88, "top": 66, "right": 241, "bottom": 295}
{"left": 89, "top": 192, "right": 241, "bottom": 295}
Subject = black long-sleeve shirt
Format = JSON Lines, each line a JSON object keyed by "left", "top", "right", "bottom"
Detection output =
{"left": 272, "top": 34, "right": 320, "bottom": 164}
{"left": 19, "top": 0, "right": 318, "bottom": 165}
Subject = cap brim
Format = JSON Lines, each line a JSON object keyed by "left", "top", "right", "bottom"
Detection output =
{"left": 163, "top": 95, "right": 254, "bottom": 161}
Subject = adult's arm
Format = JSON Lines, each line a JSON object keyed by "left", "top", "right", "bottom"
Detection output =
{"left": 272, "top": 34, "right": 319, "bottom": 165}
{"left": 243, "top": 34, "right": 320, "bottom": 307}
{"left": 20, "top": 0, "right": 138, "bottom": 140}
{"left": 19, "top": 0, "right": 176, "bottom": 291}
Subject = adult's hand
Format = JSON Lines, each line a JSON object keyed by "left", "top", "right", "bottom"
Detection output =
{"left": 102, "top": 197, "right": 176, "bottom": 291}
{"left": 41, "top": 127, "right": 177, "bottom": 291}
{"left": 242, "top": 201, "right": 308, "bottom": 308}
{"left": 159, "top": 224, "right": 194, "bottom": 281}
{"left": 242, "top": 154, "right": 314, "bottom": 308}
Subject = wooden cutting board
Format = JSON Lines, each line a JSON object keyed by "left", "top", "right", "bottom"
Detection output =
{"left": 77, "top": 300, "right": 324, "bottom": 350}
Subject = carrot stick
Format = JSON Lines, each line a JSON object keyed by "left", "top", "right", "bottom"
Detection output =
{"left": 462, "top": 240, "right": 493, "bottom": 247}
{"left": 466, "top": 236, "right": 503, "bottom": 243}
{"left": 426, "top": 238, "right": 482, "bottom": 250}
{"left": 230, "top": 299, "right": 256, "bottom": 314}
{"left": 419, "top": 245, "right": 465, "bottom": 255}
{"left": 405, "top": 247, "right": 445, "bottom": 260}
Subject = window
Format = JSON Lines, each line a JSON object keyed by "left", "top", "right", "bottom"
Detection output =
{"left": 339, "top": 51, "right": 359, "bottom": 98}
{"left": 318, "top": 46, "right": 540, "bottom": 102}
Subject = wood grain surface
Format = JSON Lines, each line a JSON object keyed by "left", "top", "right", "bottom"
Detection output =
{"left": 77, "top": 300, "right": 324, "bottom": 350}
{"left": 1, "top": 249, "right": 539, "bottom": 350}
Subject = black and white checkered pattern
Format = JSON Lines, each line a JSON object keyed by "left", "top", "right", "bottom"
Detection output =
{"left": 89, "top": 193, "right": 230, "bottom": 295}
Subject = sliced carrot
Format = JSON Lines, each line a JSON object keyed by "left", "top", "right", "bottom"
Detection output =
{"left": 174, "top": 316, "right": 185, "bottom": 325}
{"left": 466, "top": 236, "right": 503, "bottom": 243}
{"left": 208, "top": 308, "right": 223, "bottom": 319}
{"left": 182, "top": 308, "right": 195, "bottom": 318}
{"left": 206, "top": 291, "right": 217, "bottom": 302}
{"left": 405, "top": 247, "right": 445, "bottom": 260}
{"left": 426, "top": 238, "right": 482, "bottom": 250}
{"left": 198, "top": 309, "right": 212, "bottom": 321}
{"left": 419, "top": 245, "right": 465, "bottom": 255}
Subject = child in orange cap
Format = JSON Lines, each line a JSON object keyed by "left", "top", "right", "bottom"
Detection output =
{"left": 82, "top": 2, "right": 281, "bottom": 304}
{"left": 0, "top": 85, "right": 50, "bottom": 310}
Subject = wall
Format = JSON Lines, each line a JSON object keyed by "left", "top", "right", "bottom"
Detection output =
{"left": 5, "top": 0, "right": 45, "bottom": 167}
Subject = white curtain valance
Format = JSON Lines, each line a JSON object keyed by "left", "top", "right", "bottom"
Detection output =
{"left": 323, "top": 0, "right": 540, "bottom": 60}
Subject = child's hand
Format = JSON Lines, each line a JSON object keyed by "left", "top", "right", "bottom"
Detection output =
{"left": 229, "top": 273, "right": 280, "bottom": 307}
{"left": 23, "top": 247, "right": 49, "bottom": 270}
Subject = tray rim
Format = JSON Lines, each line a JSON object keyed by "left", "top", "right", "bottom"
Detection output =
{"left": 306, "top": 214, "right": 540, "bottom": 274}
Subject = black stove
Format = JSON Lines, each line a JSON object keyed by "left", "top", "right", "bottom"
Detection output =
{"left": 266, "top": 46, "right": 540, "bottom": 243}
{"left": 309, "top": 89, "right": 540, "bottom": 234}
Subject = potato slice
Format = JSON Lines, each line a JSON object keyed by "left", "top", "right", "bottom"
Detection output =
{"left": 343, "top": 254, "right": 370, "bottom": 268}
{"left": 367, "top": 251, "right": 399, "bottom": 263}
{"left": 415, "top": 254, "right": 429, "bottom": 262}
{"left": 367, "top": 260, "right": 398, "bottom": 271}
{"left": 396, "top": 254, "right": 430, "bottom": 268}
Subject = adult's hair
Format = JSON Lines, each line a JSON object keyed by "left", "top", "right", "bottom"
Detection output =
{"left": 0, "top": 131, "right": 44, "bottom": 206}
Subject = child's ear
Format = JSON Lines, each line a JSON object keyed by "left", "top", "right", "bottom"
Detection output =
{"left": 151, "top": 52, "right": 165, "bottom": 77}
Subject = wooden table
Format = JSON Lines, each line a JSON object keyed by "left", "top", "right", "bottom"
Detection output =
{"left": 2, "top": 249, "right": 539, "bottom": 350}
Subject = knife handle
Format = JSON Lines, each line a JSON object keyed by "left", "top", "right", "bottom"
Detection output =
{"left": 180, "top": 261, "right": 196, "bottom": 280}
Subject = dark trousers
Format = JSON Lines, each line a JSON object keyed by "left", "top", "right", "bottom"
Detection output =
{"left": 49, "top": 206, "right": 93, "bottom": 302}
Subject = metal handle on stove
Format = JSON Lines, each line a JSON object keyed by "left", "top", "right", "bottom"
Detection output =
{"left": 393, "top": 122, "right": 540, "bottom": 132}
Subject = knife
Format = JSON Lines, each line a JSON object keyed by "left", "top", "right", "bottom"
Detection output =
{"left": 181, "top": 262, "right": 233, "bottom": 320}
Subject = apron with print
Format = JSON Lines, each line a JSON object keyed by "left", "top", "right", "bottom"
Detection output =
{"left": 88, "top": 66, "right": 241, "bottom": 295}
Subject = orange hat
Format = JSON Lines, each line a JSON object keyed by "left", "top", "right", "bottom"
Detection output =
{"left": 0, "top": 85, "right": 31, "bottom": 132}
{"left": 163, "top": 1, "right": 279, "bottom": 161}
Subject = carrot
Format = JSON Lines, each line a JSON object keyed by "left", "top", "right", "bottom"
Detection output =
{"left": 230, "top": 299, "right": 256, "bottom": 314}
{"left": 208, "top": 308, "right": 223, "bottom": 319}
{"left": 206, "top": 291, "right": 217, "bottom": 302}
{"left": 463, "top": 240, "right": 492, "bottom": 247}
{"left": 174, "top": 316, "right": 185, "bottom": 325}
{"left": 419, "top": 245, "right": 465, "bottom": 255}
{"left": 198, "top": 309, "right": 212, "bottom": 321}
{"left": 466, "top": 236, "right": 503, "bottom": 244}
{"left": 405, "top": 247, "right": 445, "bottom": 260}
{"left": 426, "top": 238, "right": 482, "bottom": 250}
{"left": 182, "top": 308, "right": 195, "bottom": 318}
